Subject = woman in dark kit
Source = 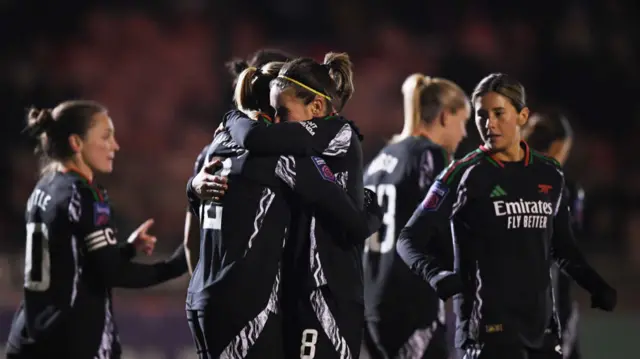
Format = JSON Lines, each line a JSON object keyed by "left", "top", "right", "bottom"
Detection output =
{"left": 396, "top": 73, "right": 616, "bottom": 359}
{"left": 7, "top": 101, "right": 187, "bottom": 359}
{"left": 222, "top": 52, "right": 371, "bottom": 359}
{"left": 186, "top": 58, "right": 381, "bottom": 359}
{"left": 523, "top": 111, "right": 584, "bottom": 359}
{"left": 183, "top": 48, "right": 293, "bottom": 274}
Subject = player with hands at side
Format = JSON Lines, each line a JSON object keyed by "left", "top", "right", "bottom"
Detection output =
{"left": 522, "top": 111, "right": 586, "bottom": 359}
{"left": 396, "top": 73, "right": 616, "bottom": 359}
{"left": 363, "top": 74, "right": 470, "bottom": 359}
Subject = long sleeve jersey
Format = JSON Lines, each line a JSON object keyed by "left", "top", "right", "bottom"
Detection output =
{"left": 552, "top": 180, "right": 585, "bottom": 348}
{"left": 363, "top": 135, "right": 451, "bottom": 324}
{"left": 396, "top": 142, "right": 611, "bottom": 349}
{"left": 223, "top": 110, "right": 372, "bottom": 304}
{"left": 185, "top": 118, "right": 378, "bottom": 353}
{"left": 6, "top": 170, "right": 186, "bottom": 359}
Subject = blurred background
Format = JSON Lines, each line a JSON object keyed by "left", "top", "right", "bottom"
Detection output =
{"left": 0, "top": 0, "right": 639, "bottom": 358}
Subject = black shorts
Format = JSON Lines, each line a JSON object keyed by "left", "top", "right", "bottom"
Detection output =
{"left": 462, "top": 334, "right": 562, "bottom": 359}
{"left": 364, "top": 319, "right": 448, "bottom": 359}
{"left": 186, "top": 309, "right": 284, "bottom": 359}
{"left": 283, "top": 286, "right": 364, "bottom": 359}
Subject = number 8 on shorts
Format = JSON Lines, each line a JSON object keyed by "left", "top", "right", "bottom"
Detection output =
{"left": 300, "top": 329, "right": 318, "bottom": 359}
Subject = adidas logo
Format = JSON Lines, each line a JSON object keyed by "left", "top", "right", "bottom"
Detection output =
{"left": 490, "top": 185, "right": 507, "bottom": 198}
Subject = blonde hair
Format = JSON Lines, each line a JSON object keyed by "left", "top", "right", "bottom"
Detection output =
{"left": 233, "top": 62, "right": 285, "bottom": 120}
{"left": 392, "top": 73, "right": 469, "bottom": 143}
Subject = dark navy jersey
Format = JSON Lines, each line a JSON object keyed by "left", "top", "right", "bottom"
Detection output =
{"left": 7, "top": 171, "right": 186, "bottom": 359}
{"left": 396, "top": 142, "right": 611, "bottom": 349}
{"left": 223, "top": 111, "right": 375, "bottom": 306}
{"left": 185, "top": 117, "right": 376, "bottom": 352}
{"left": 553, "top": 180, "right": 585, "bottom": 350}
{"left": 223, "top": 111, "right": 376, "bottom": 359}
{"left": 363, "top": 136, "right": 450, "bottom": 323}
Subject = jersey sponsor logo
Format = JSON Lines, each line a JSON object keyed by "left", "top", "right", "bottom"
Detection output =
{"left": 493, "top": 199, "right": 553, "bottom": 229}
{"left": 85, "top": 227, "right": 117, "bottom": 251}
{"left": 93, "top": 202, "right": 110, "bottom": 226}
{"left": 299, "top": 121, "right": 317, "bottom": 136}
{"left": 311, "top": 156, "right": 335, "bottom": 182}
{"left": 365, "top": 153, "right": 399, "bottom": 176}
{"left": 538, "top": 184, "right": 553, "bottom": 194}
{"left": 422, "top": 181, "right": 448, "bottom": 211}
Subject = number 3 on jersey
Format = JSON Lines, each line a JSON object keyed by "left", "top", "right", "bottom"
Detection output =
{"left": 365, "top": 184, "right": 396, "bottom": 253}
{"left": 201, "top": 202, "right": 222, "bottom": 230}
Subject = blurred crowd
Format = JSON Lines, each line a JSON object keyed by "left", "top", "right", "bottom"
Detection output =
{"left": 1, "top": 1, "right": 639, "bottom": 283}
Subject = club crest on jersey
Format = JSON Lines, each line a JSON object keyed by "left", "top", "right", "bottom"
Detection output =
{"left": 93, "top": 202, "right": 110, "bottom": 226}
{"left": 538, "top": 184, "right": 553, "bottom": 194}
{"left": 311, "top": 156, "right": 335, "bottom": 182}
{"left": 422, "top": 181, "right": 448, "bottom": 211}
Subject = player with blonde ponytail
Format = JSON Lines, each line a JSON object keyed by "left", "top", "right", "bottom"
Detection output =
{"left": 392, "top": 74, "right": 430, "bottom": 143}
{"left": 363, "top": 74, "right": 470, "bottom": 359}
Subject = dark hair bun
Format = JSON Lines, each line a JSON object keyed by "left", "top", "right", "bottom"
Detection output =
{"left": 226, "top": 59, "right": 250, "bottom": 77}
{"left": 24, "top": 107, "right": 54, "bottom": 138}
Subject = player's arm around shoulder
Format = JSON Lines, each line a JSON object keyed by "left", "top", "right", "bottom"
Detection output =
{"left": 224, "top": 109, "right": 351, "bottom": 156}
{"left": 279, "top": 155, "right": 382, "bottom": 242}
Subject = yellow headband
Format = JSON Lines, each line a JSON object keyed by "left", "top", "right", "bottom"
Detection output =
{"left": 278, "top": 75, "right": 332, "bottom": 100}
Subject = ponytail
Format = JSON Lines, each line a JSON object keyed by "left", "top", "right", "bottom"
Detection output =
{"left": 23, "top": 101, "right": 106, "bottom": 175}
{"left": 233, "top": 62, "right": 285, "bottom": 120}
{"left": 392, "top": 74, "right": 429, "bottom": 143}
{"left": 323, "top": 52, "right": 355, "bottom": 112}
{"left": 24, "top": 107, "right": 55, "bottom": 140}
{"left": 391, "top": 74, "right": 469, "bottom": 143}
{"left": 233, "top": 66, "right": 259, "bottom": 115}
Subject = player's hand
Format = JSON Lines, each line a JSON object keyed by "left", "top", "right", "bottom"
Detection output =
{"left": 127, "top": 218, "right": 157, "bottom": 256}
{"left": 191, "top": 159, "right": 228, "bottom": 201}
{"left": 213, "top": 123, "right": 224, "bottom": 137}
{"left": 364, "top": 188, "right": 383, "bottom": 235}
{"left": 590, "top": 286, "right": 617, "bottom": 311}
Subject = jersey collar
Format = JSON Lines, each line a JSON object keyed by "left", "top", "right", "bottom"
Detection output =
{"left": 257, "top": 112, "right": 273, "bottom": 124}
{"left": 479, "top": 141, "right": 532, "bottom": 168}
{"left": 63, "top": 168, "right": 105, "bottom": 202}
{"left": 63, "top": 168, "right": 93, "bottom": 184}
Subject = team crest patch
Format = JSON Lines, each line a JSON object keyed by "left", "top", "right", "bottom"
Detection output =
{"left": 422, "top": 181, "right": 448, "bottom": 211}
{"left": 93, "top": 202, "right": 110, "bottom": 226}
{"left": 311, "top": 156, "right": 335, "bottom": 182}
